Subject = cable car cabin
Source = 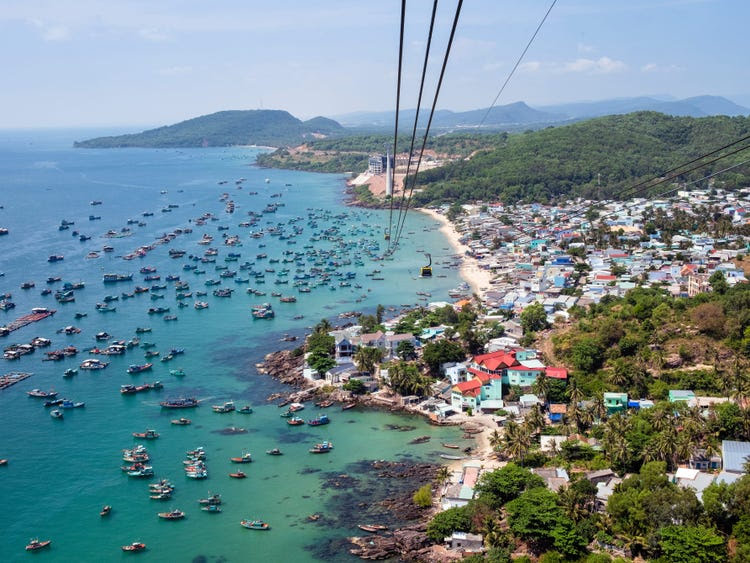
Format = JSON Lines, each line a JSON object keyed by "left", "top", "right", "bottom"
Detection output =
{"left": 419, "top": 253, "right": 432, "bottom": 277}
{"left": 384, "top": 232, "right": 391, "bottom": 241}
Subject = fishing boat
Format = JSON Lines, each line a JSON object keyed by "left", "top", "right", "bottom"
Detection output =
{"left": 133, "top": 429, "right": 159, "bottom": 439}
{"left": 238, "top": 405, "right": 253, "bottom": 414}
{"left": 287, "top": 416, "right": 304, "bottom": 426}
{"left": 25, "top": 539, "right": 51, "bottom": 551}
{"left": 157, "top": 509, "right": 185, "bottom": 520}
{"left": 230, "top": 453, "right": 252, "bottom": 463}
{"left": 169, "top": 369, "right": 186, "bottom": 377}
{"left": 135, "top": 327, "right": 152, "bottom": 333}
{"left": 265, "top": 448, "right": 283, "bottom": 456}
{"left": 194, "top": 301, "right": 209, "bottom": 310}
{"left": 160, "top": 397, "right": 198, "bottom": 408}
{"left": 127, "top": 363, "right": 153, "bottom": 374}
{"left": 317, "top": 400, "right": 334, "bottom": 408}
{"left": 201, "top": 504, "right": 222, "bottom": 513}
{"left": 27, "top": 389, "right": 57, "bottom": 398}
{"left": 228, "top": 471, "right": 246, "bottom": 479}
{"left": 240, "top": 519, "right": 269, "bottom": 530}
{"left": 144, "top": 350, "right": 160, "bottom": 358}
{"left": 341, "top": 402, "right": 357, "bottom": 410}
{"left": 63, "top": 368, "right": 77, "bottom": 378}
{"left": 80, "top": 358, "right": 109, "bottom": 370}
{"left": 50, "top": 409, "right": 63, "bottom": 419}
{"left": 198, "top": 493, "right": 222, "bottom": 505}
{"left": 309, "top": 440, "right": 333, "bottom": 453}
{"left": 442, "top": 443, "right": 461, "bottom": 449}
{"left": 279, "top": 409, "right": 293, "bottom": 418}
{"left": 121, "top": 542, "right": 146, "bottom": 552}
{"left": 103, "top": 273, "right": 133, "bottom": 283}
{"left": 100, "top": 505, "right": 112, "bottom": 517}
{"left": 307, "top": 414, "right": 330, "bottom": 426}
{"left": 288, "top": 402, "right": 305, "bottom": 412}
{"left": 171, "top": 417, "right": 191, "bottom": 425}
{"left": 357, "top": 524, "right": 389, "bottom": 533}
{"left": 60, "top": 399, "right": 85, "bottom": 408}
{"left": 212, "top": 401, "right": 235, "bottom": 413}
{"left": 439, "top": 454, "right": 464, "bottom": 460}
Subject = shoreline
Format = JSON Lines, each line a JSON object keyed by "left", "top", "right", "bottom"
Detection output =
{"left": 416, "top": 207, "right": 493, "bottom": 299}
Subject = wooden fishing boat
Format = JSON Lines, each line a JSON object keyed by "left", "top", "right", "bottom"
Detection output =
{"left": 121, "top": 542, "right": 146, "bottom": 552}
{"left": 157, "top": 509, "right": 184, "bottom": 520}
{"left": 25, "top": 539, "right": 51, "bottom": 551}
{"left": 171, "top": 417, "right": 191, "bottom": 425}
{"left": 230, "top": 453, "right": 252, "bottom": 464}
{"left": 100, "top": 505, "right": 112, "bottom": 517}
{"left": 240, "top": 519, "right": 269, "bottom": 530}
{"left": 228, "top": 471, "right": 246, "bottom": 479}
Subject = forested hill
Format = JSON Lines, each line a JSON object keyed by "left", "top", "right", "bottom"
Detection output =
{"left": 74, "top": 110, "right": 346, "bottom": 148}
{"left": 412, "top": 112, "right": 750, "bottom": 205}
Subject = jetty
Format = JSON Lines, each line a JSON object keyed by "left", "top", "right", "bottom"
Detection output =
{"left": 0, "top": 372, "right": 32, "bottom": 390}
{"left": 0, "top": 309, "right": 56, "bottom": 337}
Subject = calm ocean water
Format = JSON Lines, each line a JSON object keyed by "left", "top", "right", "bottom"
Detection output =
{"left": 0, "top": 130, "right": 466, "bottom": 562}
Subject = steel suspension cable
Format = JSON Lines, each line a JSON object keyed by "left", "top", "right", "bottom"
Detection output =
{"left": 392, "top": 0, "right": 464, "bottom": 249}
{"left": 386, "top": 0, "right": 408, "bottom": 249}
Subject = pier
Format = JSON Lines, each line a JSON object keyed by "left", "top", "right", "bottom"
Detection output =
{"left": 0, "top": 309, "right": 56, "bottom": 337}
{"left": 0, "top": 372, "right": 32, "bottom": 390}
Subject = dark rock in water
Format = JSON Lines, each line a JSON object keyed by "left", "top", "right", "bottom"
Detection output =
{"left": 278, "top": 431, "right": 313, "bottom": 443}
{"left": 348, "top": 524, "right": 432, "bottom": 561}
{"left": 385, "top": 424, "right": 416, "bottom": 432}
{"left": 213, "top": 427, "right": 249, "bottom": 435}
{"left": 299, "top": 467, "right": 321, "bottom": 475}
{"left": 408, "top": 435, "right": 431, "bottom": 444}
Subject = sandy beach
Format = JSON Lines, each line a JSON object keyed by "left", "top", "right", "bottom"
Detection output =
{"left": 417, "top": 207, "right": 493, "bottom": 298}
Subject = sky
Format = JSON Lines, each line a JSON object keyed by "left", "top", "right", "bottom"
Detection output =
{"left": 1, "top": 0, "right": 749, "bottom": 128}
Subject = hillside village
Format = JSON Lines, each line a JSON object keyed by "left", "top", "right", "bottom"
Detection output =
{"left": 296, "top": 187, "right": 750, "bottom": 561}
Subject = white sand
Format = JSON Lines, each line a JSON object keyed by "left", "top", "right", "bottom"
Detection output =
{"left": 417, "top": 208, "right": 493, "bottom": 298}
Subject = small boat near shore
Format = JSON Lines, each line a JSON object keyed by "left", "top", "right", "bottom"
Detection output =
{"left": 230, "top": 453, "right": 252, "bottom": 463}
{"left": 133, "top": 429, "right": 159, "bottom": 440}
{"left": 158, "top": 509, "right": 185, "bottom": 520}
{"left": 171, "top": 417, "right": 191, "bottom": 425}
{"left": 357, "top": 524, "right": 388, "bottom": 533}
{"left": 309, "top": 440, "right": 333, "bottom": 454}
{"left": 240, "top": 519, "right": 269, "bottom": 530}
{"left": 26, "top": 539, "right": 51, "bottom": 551}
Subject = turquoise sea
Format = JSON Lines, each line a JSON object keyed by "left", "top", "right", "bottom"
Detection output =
{"left": 0, "top": 130, "right": 467, "bottom": 562}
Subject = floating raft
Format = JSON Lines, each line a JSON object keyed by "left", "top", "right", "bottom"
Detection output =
{"left": 0, "top": 309, "right": 56, "bottom": 336}
{"left": 0, "top": 372, "right": 32, "bottom": 390}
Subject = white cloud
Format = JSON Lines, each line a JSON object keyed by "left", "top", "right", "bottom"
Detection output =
{"left": 139, "top": 27, "right": 170, "bottom": 41}
{"left": 519, "top": 61, "right": 542, "bottom": 73}
{"left": 157, "top": 66, "right": 193, "bottom": 76}
{"left": 641, "top": 62, "right": 682, "bottom": 73}
{"left": 561, "top": 57, "right": 626, "bottom": 74}
{"left": 577, "top": 42, "right": 595, "bottom": 54}
{"left": 28, "top": 19, "right": 70, "bottom": 41}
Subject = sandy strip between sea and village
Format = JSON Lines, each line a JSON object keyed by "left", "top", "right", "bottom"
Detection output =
{"left": 417, "top": 208, "right": 493, "bottom": 299}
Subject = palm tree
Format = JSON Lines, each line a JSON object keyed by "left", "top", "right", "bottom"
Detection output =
{"left": 488, "top": 429, "right": 503, "bottom": 453}
{"left": 435, "top": 465, "right": 451, "bottom": 487}
{"left": 524, "top": 404, "right": 545, "bottom": 436}
{"left": 568, "top": 378, "right": 584, "bottom": 408}
{"left": 533, "top": 374, "right": 550, "bottom": 403}
{"left": 502, "top": 421, "right": 531, "bottom": 464}
{"left": 353, "top": 345, "right": 383, "bottom": 375}
{"left": 314, "top": 318, "right": 331, "bottom": 334}
{"left": 591, "top": 393, "right": 607, "bottom": 422}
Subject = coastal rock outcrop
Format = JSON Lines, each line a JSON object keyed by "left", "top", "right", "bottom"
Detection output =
{"left": 256, "top": 348, "right": 307, "bottom": 387}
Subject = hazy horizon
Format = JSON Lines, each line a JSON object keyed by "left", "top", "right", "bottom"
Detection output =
{"left": 2, "top": 0, "right": 749, "bottom": 128}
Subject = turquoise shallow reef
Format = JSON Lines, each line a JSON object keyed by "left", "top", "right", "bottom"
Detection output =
{"left": 0, "top": 130, "right": 468, "bottom": 562}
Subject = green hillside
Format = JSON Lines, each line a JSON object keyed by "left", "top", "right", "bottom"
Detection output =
{"left": 74, "top": 110, "right": 345, "bottom": 148}
{"left": 412, "top": 112, "right": 750, "bottom": 205}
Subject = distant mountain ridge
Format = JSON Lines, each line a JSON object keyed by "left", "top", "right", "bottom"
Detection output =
{"left": 332, "top": 95, "right": 750, "bottom": 130}
{"left": 74, "top": 110, "right": 346, "bottom": 148}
